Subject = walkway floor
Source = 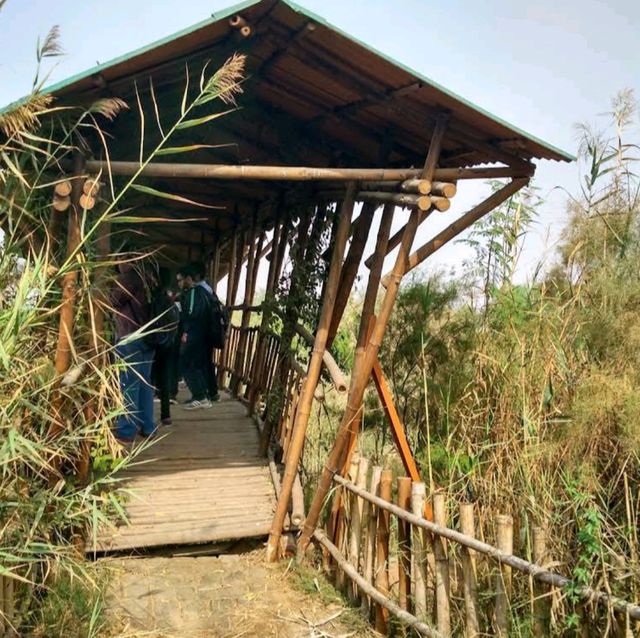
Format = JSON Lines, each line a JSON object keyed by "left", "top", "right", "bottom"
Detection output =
{"left": 92, "top": 392, "right": 278, "bottom": 552}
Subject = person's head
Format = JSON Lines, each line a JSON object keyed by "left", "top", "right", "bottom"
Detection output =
{"left": 176, "top": 266, "right": 195, "bottom": 290}
{"left": 190, "top": 262, "right": 206, "bottom": 283}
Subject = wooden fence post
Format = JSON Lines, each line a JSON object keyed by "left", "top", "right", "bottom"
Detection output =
{"left": 433, "top": 492, "right": 451, "bottom": 636}
{"left": 348, "top": 456, "right": 369, "bottom": 602}
{"left": 495, "top": 514, "right": 513, "bottom": 636}
{"left": 459, "top": 503, "right": 480, "bottom": 637}
{"left": 532, "top": 525, "right": 551, "bottom": 636}
{"left": 362, "top": 465, "right": 382, "bottom": 618}
{"left": 397, "top": 477, "right": 412, "bottom": 613}
{"left": 337, "top": 454, "right": 360, "bottom": 592}
{"left": 411, "top": 482, "right": 428, "bottom": 622}
{"left": 375, "top": 469, "right": 393, "bottom": 634}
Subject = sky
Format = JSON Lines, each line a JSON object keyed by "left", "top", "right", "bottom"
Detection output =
{"left": 1, "top": 0, "right": 639, "bottom": 288}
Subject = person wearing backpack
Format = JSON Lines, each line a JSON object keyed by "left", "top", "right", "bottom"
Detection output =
{"left": 177, "top": 265, "right": 213, "bottom": 410}
{"left": 109, "top": 259, "right": 156, "bottom": 442}
{"left": 148, "top": 268, "right": 180, "bottom": 425}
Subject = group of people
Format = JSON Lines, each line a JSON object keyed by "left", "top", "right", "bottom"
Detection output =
{"left": 109, "top": 259, "right": 227, "bottom": 443}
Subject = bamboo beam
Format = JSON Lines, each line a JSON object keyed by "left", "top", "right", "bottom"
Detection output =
{"left": 384, "top": 178, "right": 529, "bottom": 284}
{"left": 82, "top": 159, "right": 534, "bottom": 182}
{"left": 298, "top": 114, "right": 449, "bottom": 557}
{"left": 265, "top": 183, "right": 356, "bottom": 561}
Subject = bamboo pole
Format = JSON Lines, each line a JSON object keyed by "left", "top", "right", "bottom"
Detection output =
{"left": 348, "top": 456, "right": 369, "bottom": 602}
{"left": 337, "top": 454, "right": 360, "bottom": 592}
{"left": 265, "top": 184, "right": 355, "bottom": 561}
{"left": 375, "top": 469, "right": 393, "bottom": 634}
{"left": 412, "top": 482, "right": 429, "bottom": 622}
{"left": 210, "top": 236, "right": 221, "bottom": 293}
{"left": 495, "top": 514, "right": 513, "bottom": 637}
{"left": 532, "top": 525, "right": 550, "bottom": 637}
{"left": 230, "top": 229, "right": 245, "bottom": 314}
{"left": 459, "top": 503, "right": 480, "bottom": 638}
{"left": 327, "top": 202, "right": 376, "bottom": 347}
{"left": 397, "top": 477, "right": 413, "bottom": 612}
{"left": 400, "top": 179, "right": 432, "bottom": 194}
{"left": 362, "top": 465, "right": 382, "bottom": 618}
{"left": 433, "top": 493, "right": 451, "bottom": 636}
{"left": 298, "top": 114, "right": 449, "bottom": 556}
{"left": 314, "top": 529, "right": 444, "bottom": 638}
{"left": 431, "top": 182, "right": 457, "bottom": 198}
{"left": 83, "top": 159, "right": 534, "bottom": 182}
{"left": 356, "top": 190, "right": 432, "bottom": 211}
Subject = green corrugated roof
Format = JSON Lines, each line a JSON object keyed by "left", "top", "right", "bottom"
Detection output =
{"left": 5, "top": 0, "right": 574, "bottom": 162}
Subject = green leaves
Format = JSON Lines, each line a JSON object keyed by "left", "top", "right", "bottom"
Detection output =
{"left": 130, "top": 183, "right": 224, "bottom": 209}
{"left": 175, "top": 108, "right": 236, "bottom": 130}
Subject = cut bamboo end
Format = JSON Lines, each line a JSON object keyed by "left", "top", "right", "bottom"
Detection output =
{"left": 83, "top": 177, "right": 101, "bottom": 196}
{"left": 432, "top": 181, "right": 457, "bottom": 198}
{"left": 229, "top": 14, "right": 247, "bottom": 28}
{"left": 79, "top": 194, "right": 96, "bottom": 210}
{"left": 54, "top": 180, "right": 72, "bottom": 197}
{"left": 431, "top": 195, "right": 451, "bottom": 212}
{"left": 240, "top": 25, "right": 252, "bottom": 38}
{"left": 400, "top": 178, "right": 432, "bottom": 195}
{"left": 52, "top": 194, "right": 71, "bottom": 212}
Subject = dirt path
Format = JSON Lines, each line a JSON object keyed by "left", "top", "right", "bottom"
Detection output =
{"left": 102, "top": 549, "right": 374, "bottom": 637}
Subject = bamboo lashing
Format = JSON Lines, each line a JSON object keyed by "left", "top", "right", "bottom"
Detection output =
{"left": 332, "top": 473, "right": 640, "bottom": 621}
{"left": 314, "top": 529, "right": 445, "bottom": 638}
{"left": 81, "top": 159, "right": 534, "bottom": 182}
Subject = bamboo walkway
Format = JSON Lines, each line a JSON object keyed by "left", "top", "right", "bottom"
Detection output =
{"left": 91, "top": 392, "right": 278, "bottom": 552}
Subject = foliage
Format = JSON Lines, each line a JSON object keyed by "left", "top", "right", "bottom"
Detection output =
{"left": 0, "top": 19, "right": 245, "bottom": 633}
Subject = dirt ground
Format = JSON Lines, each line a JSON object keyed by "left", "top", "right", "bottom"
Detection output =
{"left": 102, "top": 547, "right": 375, "bottom": 638}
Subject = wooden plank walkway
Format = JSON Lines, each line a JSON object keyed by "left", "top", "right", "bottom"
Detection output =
{"left": 92, "top": 392, "right": 278, "bottom": 552}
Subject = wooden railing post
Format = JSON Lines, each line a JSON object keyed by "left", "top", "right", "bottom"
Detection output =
{"left": 397, "top": 477, "right": 412, "bottom": 613}
{"left": 375, "top": 468, "right": 392, "bottom": 634}
{"left": 495, "top": 514, "right": 513, "bottom": 636}
{"left": 348, "top": 456, "right": 369, "bottom": 602}
{"left": 459, "top": 502, "right": 480, "bottom": 637}
{"left": 433, "top": 492, "right": 451, "bottom": 636}
{"left": 362, "top": 465, "right": 382, "bottom": 618}
{"left": 532, "top": 525, "right": 550, "bottom": 637}
{"left": 411, "top": 482, "right": 428, "bottom": 622}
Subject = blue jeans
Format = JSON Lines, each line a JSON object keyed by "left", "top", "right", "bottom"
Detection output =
{"left": 115, "top": 339, "right": 156, "bottom": 439}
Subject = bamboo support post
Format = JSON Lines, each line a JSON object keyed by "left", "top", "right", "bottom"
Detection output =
{"left": 298, "top": 114, "right": 449, "bottom": 557}
{"left": 362, "top": 465, "right": 382, "bottom": 618}
{"left": 2, "top": 575, "right": 14, "bottom": 637}
{"left": 397, "top": 477, "right": 412, "bottom": 612}
{"left": 83, "top": 159, "right": 534, "bottom": 182}
{"left": 337, "top": 454, "right": 360, "bottom": 592}
{"left": 290, "top": 472, "right": 305, "bottom": 528}
{"left": 532, "top": 525, "right": 550, "bottom": 637}
{"left": 495, "top": 514, "right": 513, "bottom": 637}
{"left": 348, "top": 456, "right": 369, "bottom": 602}
{"left": 265, "top": 184, "right": 356, "bottom": 561}
{"left": 375, "top": 469, "right": 392, "bottom": 634}
{"left": 433, "top": 493, "right": 451, "bottom": 636}
{"left": 459, "top": 503, "right": 479, "bottom": 638}
{"left": 412, "top": 482, "right": 428, "bottom": 622}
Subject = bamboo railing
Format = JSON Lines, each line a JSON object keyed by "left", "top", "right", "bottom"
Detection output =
{"left": 314, "top": 456, "right": 640, "bottom": 637}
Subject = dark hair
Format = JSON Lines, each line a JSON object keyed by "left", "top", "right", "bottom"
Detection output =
{"left": 177, "top": 265, "right": 195, "bottom": 279}
{"left": 190, "top": 261, "right": 206, "bottom": 280}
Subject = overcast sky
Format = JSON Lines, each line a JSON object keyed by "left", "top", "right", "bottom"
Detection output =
{"left": 1, "top": 0, "right": 638, "bottom": 285}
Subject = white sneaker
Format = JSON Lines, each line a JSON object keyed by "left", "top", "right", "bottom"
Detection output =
{"left": 184, "top": 399, "right": 212, "bottom": 410}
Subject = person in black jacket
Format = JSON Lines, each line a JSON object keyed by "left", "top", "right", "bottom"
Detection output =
{"left": 177, "top": 266, "right": 212, "bottom": 410}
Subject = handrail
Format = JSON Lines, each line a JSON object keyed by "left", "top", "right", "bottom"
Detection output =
{"left": 332, "top": 474, "right": 640, "bottom": 621}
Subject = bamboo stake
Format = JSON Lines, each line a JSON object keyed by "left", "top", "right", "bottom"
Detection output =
{"left": 532, "top": 525, "right": 550, "bottom": 637}
{"left": 412, "top": 482, "right": 429, "bottom": 622}
{"left": 459, "top": 503, "right": 480, "bottom": 638}
{"left": 362, "top": 465, "right": 382, "bottom": 618}
{"left": 495, "top": 514, "right": 513, "bottom": 637}
{"left": 265, "top": 184, "right": 356, "bottom": 561}
{"left": 230, "top": 229, "right": 245, "bottom": 316}
{"left": 2, "top": 575, "right": 14, "bottom": 637}
{"left": 210, "top": 236, "right": 221, "bottom": 292}
{"left": 298, "top": 114, "right": 449, "bottom": 556}
{"left": 348, "top": 456, "right": 369, "bottom": 602}
{"left": 314, "top": 529, "right": 444, "bottom": 638}
{"left": 337, "top": 454, "right": 360, "bottom": 592}
{"left": 83, "top": 159, "right": 534, "bottom": 182}
{"left": 433, "top": 493, "right": 451, "bottom": 636}
{"left": 0, "top": 574, "right": 5, "bottom": 635}
{"left": 397, "top": 477, "right": 412, "bottom": 612}
{"left": 375, "top": 468, "right": 393, "bottom": 634}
